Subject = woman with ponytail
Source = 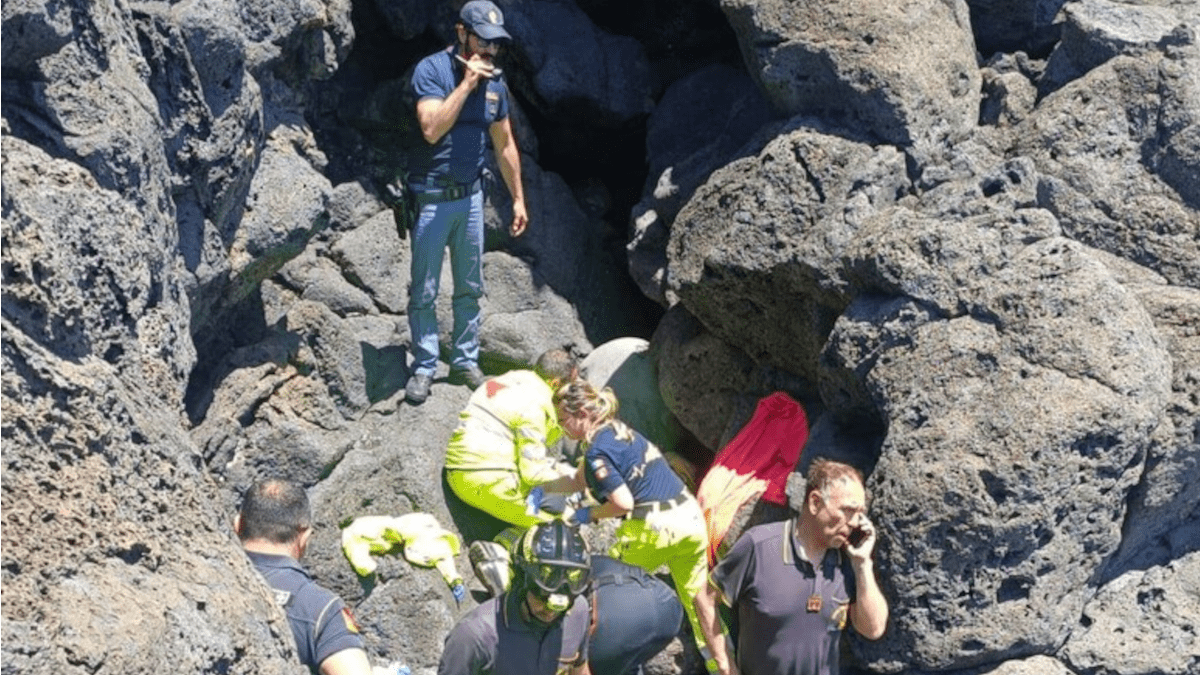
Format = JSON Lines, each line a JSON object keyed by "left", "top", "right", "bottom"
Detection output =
{"left": 537, "top": 379, "right": 736, "bottom": 675}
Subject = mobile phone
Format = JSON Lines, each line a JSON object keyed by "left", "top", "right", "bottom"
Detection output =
{"left": 848, "top": 527, "right": 867, "bottom": 547}
{"left": 455, "top": 54, "right": 502, "bottom": 78}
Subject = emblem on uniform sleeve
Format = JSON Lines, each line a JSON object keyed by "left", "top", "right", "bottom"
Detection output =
{"left": 272, "top": 589, "right": 291, "bottom": 607}
{"left": 590, "top": 458, "right": 609, "bottom": 481}
{"left": 342, "top": 607, "right": 361, "bottom": 634}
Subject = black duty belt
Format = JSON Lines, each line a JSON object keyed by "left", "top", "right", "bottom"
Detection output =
{"left": 413, "top": 178, "right": 483, "bottom": 206}
{"left": 630, "top": 494, "right": 688, "bottom": 520}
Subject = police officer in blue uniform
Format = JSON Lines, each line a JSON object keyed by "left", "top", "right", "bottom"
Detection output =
{"left": 237, "top": 480, "right": 373, "bottom": 675}
{"left": 404, "top": 0, "right": 528, "bottom": 404}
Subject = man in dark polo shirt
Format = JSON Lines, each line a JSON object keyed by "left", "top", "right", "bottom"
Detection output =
{"left": 237, "top": 479, "right": 373, "bottom": 675}
{"left": 439, "top": 521, "right": 591, "bottom": 675}
{"left": 708, "top": 459, "right": 889, "bottom": 675}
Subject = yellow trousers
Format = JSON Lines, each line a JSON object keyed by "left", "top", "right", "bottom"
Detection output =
{"left": 611, "top": 498, "right": 716, "bottom": 668}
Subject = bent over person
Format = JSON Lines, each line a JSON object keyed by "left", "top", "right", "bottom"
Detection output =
{"left": 545, "top": 380, "right": 735, "bottom": 675}
{"left": 404, "top": 0, "right": 527, "bottom": 404}
{"left": 439, "top": 521, "right": 592, "bottom": 675}
{"left": 237, "top": 479, "right": 373, "bottom": 675}
{"left": 444, "top": 349, "right": 578, "bottom": 528}
{"left": 707, "top": 459, "right": 889, "bottom": 675}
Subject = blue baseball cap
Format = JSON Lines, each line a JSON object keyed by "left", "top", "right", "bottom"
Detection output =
{"left": 460, "top": 1, "right": 511, "bottom": 41}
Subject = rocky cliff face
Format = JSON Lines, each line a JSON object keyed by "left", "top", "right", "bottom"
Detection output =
{"left": 3, "top": 0, "right": 1197, "bottom": 674}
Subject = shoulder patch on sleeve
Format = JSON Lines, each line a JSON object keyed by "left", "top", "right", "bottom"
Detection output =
{"left": 341, "top": 607, "right": 361, "bottom": 634}
{"left": 590, "top": 458, "right": 609, "bottom": 481}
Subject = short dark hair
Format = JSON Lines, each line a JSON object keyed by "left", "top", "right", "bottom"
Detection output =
{"left": 237, "top": 479, "right": 312, "bottom": 544}
{"left": 534, "top": 349, "right": 577, "bottom": 383}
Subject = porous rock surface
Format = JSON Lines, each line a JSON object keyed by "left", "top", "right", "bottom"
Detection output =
{"left": 3, "top": 0, "right": 1198, "bottom": 674}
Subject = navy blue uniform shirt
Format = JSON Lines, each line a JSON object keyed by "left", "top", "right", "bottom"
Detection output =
{"left": 584, "top": 424, "right": 684, "bottom": 506}
{"left": 437, "top": 589, "right": 590, "bottom": 675}
{"left": 409, "top": 46, "right": 510, "bottom": 187}
{"left": 247, "top": 551, "right": 365, "bottom": 673}
{"left": 710, "top": 520, "right": 858, "bottom": 675}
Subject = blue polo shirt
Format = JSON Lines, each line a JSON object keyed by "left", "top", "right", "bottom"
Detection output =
{"left": 246, "top": 551, "right": 365, "bottom": 673}
{"left": 583, "top": 424, "right": 683, "bottom": 506}
{"left": 437, "top": 590, "right": 590, "bottom": 675}
{"left": 710, "top": 519, "right": 858, "bottom": 675}
{"left": 410, "top": 46, "right": 510, "bottom": 187}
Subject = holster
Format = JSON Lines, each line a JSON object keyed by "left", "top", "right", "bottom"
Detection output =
{"left": 384, "top": 180, "right": 416, "bottom": 240}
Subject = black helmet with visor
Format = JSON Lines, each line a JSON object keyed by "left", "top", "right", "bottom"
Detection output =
{"left": 515, "top": 520, "right": 591, "bottom": 597}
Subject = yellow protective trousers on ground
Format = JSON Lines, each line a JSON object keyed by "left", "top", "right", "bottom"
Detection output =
{"left": 340, "top": 513, "right": 462, "bottom": 586}
{"left": 610, "top": 496, "right": 717, "bottom": 671}
{"left": 446, "top": 467, "right": 556, "bottom": 529}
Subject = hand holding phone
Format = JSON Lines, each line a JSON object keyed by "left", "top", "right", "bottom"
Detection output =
{"left": 845, "top": 514, "right": 875, "bottom": 557}
{"left": 848, "top": 526, "right": 868, "bottom": 547}
{"left": 456, "top": 54, "right": 501, "bottom": 79}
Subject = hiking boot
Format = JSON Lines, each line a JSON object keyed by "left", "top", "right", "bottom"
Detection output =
{"left": 468, "top": 540, "right": 511, "bottom": 597}
{"left": 405, "top": 373, "right": 432, "bottom": 404}
{"left": 450, "top": 364, "right": 487, "bottom": 390}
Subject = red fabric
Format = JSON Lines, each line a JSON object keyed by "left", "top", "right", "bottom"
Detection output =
{"left": 698, "top": 392, "right": 809, "bottom": 564}
{"left": 711, "top": 392, "right": 808, "bottom": 505}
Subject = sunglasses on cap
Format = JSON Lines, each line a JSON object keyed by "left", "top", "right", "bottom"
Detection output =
{"left": 530, "top": 563, "right": 589, "bottom": 596}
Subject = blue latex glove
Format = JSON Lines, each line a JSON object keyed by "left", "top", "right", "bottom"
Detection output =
{"left": 571, "top": 506, "right": 592, "bottom": 526}
{"left": 451, "top": 582, "right": 466, "bottom": 605}
{"left": 525, "top": 486, "right": 545, "bottom": 515}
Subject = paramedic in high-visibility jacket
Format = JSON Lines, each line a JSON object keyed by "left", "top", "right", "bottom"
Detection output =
{"left": 444, "top": 349, "right": 578, "bottom": 528}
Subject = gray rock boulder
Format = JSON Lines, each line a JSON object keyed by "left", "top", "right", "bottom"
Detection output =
{"left": 653, "top": 305, "right": 815, "bottom": 453}
{"left": 1107, "top": 282, "right": 1200, "bottom": 577}
{"left": 720, "top": 0, "right": 981, "bottom": 156}
{"left": 278, "top": 247, "right": 379, "bottom": 316}
{"left": 329, "top": 206, "right": 410, "bottom": 314}
{"left": 134, "top": 0, "right": 265, "bottom": 327}
{"left": 1018, "top": 53, "right": 1200, "bottom": 286}
{"left": 224, "top": 131, "right": 334, "bottom": 308}
{"left": 1039, "top": 0, "right": 1190, "bottom": 96}
{"left": 1, "top": 325, "right": 295, "bottom": 673}
{"left": 836, "top": 239, "right": 1173, "bottom": 670}
{"left": 1060, "top": 552, "right": 1200, "bottom": 675}
{"left": 479, "top": 251, "right": 593, "bottom": 372}
{"left": 666, "top": 126, "right": 910, "bottom": 382}
{"left": 1, "top": 136, "right": 194, "bottom": 407}
{"left": 980, "top": 63, "right": 1039, "bottom": 128}
{"left": 629, "top": 63, "right": 773, "bottom": 306}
